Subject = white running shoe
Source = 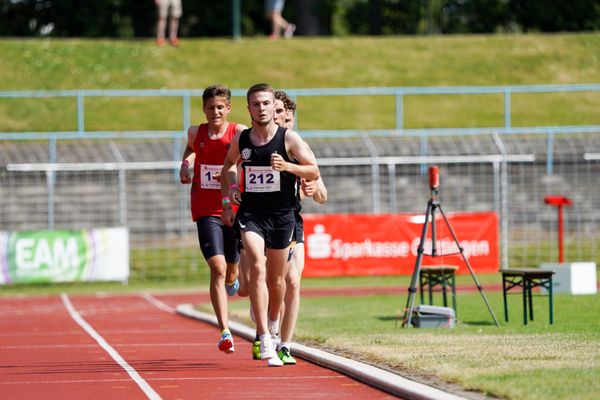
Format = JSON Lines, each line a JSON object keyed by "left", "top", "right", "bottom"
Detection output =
{"left": 217, "top": 331, "right": 235, "bottom": 354}
{"left": 267, "top": 355, "right": 283, "bottom": 367}
{"left": 259, "top": 335, "right": 278, "bottom": 360}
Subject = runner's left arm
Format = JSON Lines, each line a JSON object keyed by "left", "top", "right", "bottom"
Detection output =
{"left": 271, "top": 130, "right": 319, "bottom": 180}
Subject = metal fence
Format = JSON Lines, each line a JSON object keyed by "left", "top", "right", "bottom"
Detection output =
{"left": 1, "top": 85, "right": 599, "bottom": 282}
{"left": 3, "top": 83, "right": 600, "bottom": 135}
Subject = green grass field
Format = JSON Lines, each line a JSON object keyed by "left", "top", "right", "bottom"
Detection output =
{"left": 224, "top": 276, "right": 600, "bottom": 400}
{"left": 2, "top": 33, "right": 600, "bottom": 133}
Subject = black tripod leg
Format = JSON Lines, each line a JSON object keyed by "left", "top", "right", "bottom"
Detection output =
{"left": 437, "top": 204, "right": 500, "bottom": 327}
{"left": 401, "top": 200, "right": 432, "bottom": 328}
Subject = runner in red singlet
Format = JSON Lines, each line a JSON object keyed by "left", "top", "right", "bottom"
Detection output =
{"left": 180, "top": 84, "right": 248, "bottom": 354}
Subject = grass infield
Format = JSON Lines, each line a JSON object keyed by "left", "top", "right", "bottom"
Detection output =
{"left": 225, "top": 275, "right": 600, "bottom": 400}
{"left": 2, "top": 33, "right": 600, "bottom": 132}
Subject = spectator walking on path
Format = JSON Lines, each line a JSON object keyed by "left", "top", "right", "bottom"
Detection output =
{"left": 180, "top": 84, "right": 247, "bottom": 354}
{"left": 265, "top": 0, "right": 295, "bottom": 39}
{"left": 155, "top": 0, "right": 182, "bottom": 46}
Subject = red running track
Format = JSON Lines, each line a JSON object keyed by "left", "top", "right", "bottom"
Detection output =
{"left": 0, "top": 292, "right": 398, "bottom": 400}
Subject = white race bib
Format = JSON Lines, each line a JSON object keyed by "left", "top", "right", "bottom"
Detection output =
{"left": 200, "top": 164, "right": 222, "bottom": 189}
{"left": 245, "top": 166, "right": 280, "bottom": 192}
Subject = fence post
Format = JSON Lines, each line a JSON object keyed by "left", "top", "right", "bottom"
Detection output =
{"left": 179, "top": 183, "right": 188, "bottom": 236}
{"left": 546, "top": 130, "right": 555, "bottom": 174}
{"left": 395, "top": 93, "right": 404, "bottom": 130}
{"left": 503, "top": 88, "right": 511, "bottom": 129}
{"left": 77, "top": 91, "right": 85, "bottom": 136}
{"left": 45, "top": 170, "right": 55, "bottom": 230}
{"left": 232, "top": 0, "right": 241, "bottom": 40}
{"left": 493, "top": 160, "right": 501, "bottom": 221}
{"left": 47, "top": 137, "right": 57, "bottom": 229}
{"left": 420, "top": 135, "right": 428, "bottom": 174}
{"left": 118, "top": 167, "right": 127, "bottom": 226}
{"left": 361, "top": 133, "right": 380, "bottom": 213}
{"left": 388, "top": 163, "right": 397, "bottom": 213}
{"left": 493, "top": 133, "right": 510, "bottom": 270}
{"left": 183, "top": 93, "right": 191, "bottom": 129}
{"left": 174, "top": 93, "right": 191, "bottom": 178}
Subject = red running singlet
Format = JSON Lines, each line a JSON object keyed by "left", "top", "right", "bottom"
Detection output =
{"left": 190, "top": 122, "right": 237, "bottom": 220}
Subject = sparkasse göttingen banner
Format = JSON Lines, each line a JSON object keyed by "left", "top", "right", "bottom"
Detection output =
{"left": 302, "top": 212, "right": 498, "bottom": 277}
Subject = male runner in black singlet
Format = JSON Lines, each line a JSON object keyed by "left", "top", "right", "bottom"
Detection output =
{"left": 221, "top": 83, "right": 319, "bottom": 367}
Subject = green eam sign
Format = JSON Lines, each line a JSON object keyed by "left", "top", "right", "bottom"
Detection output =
{"left": 7, "top": 230, "right": 89, "bottom": 283}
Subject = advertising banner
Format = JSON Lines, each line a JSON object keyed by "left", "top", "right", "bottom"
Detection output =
{"left": 303, "top": 212, "right": 498, "bottom": 277}
{"left": 0, "top": 228, "right": 129, "bottom": 284}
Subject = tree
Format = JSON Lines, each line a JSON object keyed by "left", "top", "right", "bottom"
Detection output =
{"left": 442, "top": 0, "right": 512, "bottom": 34}
{"left": 369, "top": 0, "right": 383, "bottom": 35}
{"left": 510, "top": 0, "right": 600, "bottom": 32}
{"left": 0, "top": 0, "right": 130, "bottom": 37}
{"left": 1, "top": 0, "right": 599, "bottom": 37}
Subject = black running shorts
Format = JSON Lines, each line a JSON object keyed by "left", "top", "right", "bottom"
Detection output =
{"left": 294, "top": 210, "right": 304, "bottom": 244}
{"left": 196, "top": 216, "right": 240, "bottom": 263}
{"left": 235, "top": 208, "right": 296, "bottom": 250}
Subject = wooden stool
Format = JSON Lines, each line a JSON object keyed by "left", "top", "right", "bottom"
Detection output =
{"left": 502, "top": 268, "right": 555, "bottom": 325}
{"left": 419, "top": 265, "right": 458, "bottom": 315}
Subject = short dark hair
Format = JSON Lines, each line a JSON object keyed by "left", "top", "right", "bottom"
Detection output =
{"left": 285, "top": 98, "right": 296, "bottom": 113}
{"left": 247, "top": 83, "right": 274, "bottom": 103}
{"left": 202, "top": 84, "right": 231, "bottom": 104}
{"left": 274, "top": 90, "right": 289, "bottom": 102}
{"left": 274, "top": 90, "right": 296, "bottom": 112}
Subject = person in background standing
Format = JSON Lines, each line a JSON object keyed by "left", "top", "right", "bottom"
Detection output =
{"left": 155, "top": 0, "right": 182, "bottom": 46}
{"left": 265, "top": 0, "right": 295, "bottom": 40}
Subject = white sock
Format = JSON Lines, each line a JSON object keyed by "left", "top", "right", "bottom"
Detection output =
{"left": 278, "top": 341, "right": 291, "bottom": 352}
{"left": 268, "top": 318, "right": 279, "bottom": 335}
{"left": 259, "top": 333, "right": 271, "bottom": 342}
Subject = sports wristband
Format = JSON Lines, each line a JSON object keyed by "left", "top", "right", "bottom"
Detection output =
{"left": 222, "top": 196, "right": 231, "bottom": 207}
{"left": 229, "top": 184, "right": 238, "bottom": 191}
{"left": 181, "top": 159, "right": 189, "bottom": 168}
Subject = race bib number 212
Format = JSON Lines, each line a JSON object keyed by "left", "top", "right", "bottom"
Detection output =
{"left": 245, "top": 166, "right": 280, "bottom": 192}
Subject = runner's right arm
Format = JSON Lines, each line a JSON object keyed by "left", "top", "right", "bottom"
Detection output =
{"left": 221, "top": 132, "right": 242, "bottom": 227}
{"left": 180, "top": 126, "right": 198, "bottom": 184}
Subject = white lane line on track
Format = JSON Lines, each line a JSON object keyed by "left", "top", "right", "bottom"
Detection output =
{"left": 1, "top": 343, "right": 214, "bottom": 349}
{"left": 60, "top": 293, "right": 162, "bottom": 400}
{"left": 0, "top": 375, "right": 345, "bottom": 385}
{"left": 0, "top": 328, "right": 207, "bottom": 337}
{"left": 0, "top": 305, "right": 68, "bottom": 317}
{"left": 140, "top": 292, "right": 176, "bottom": 314}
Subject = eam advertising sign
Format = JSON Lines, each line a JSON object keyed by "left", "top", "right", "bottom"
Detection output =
{"left": 0, "top": 228, "right": 129, "bottom": 284}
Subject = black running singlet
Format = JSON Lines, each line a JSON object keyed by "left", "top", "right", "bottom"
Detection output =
{"left": 238, "top": 126, "right": 297, "bottom": 213}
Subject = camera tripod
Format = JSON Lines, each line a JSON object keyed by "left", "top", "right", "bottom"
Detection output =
{"left": 400, "top": 167, "right": 499, "bottom": 328}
